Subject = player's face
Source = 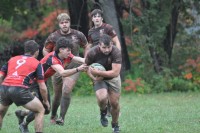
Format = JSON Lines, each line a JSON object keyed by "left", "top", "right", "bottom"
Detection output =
{"left": 60, "top": 47, "right": 71, "bottom": 58}
{"left": 99, "top": 42, "right": 113, "bottom": 55}
{"left": 59, "top": 20, "right": 70, "bottom": 33}
{"left": 34, "top": 50, "right": 39, "bottom": 58}
{"left": 92, "top": 13, "right": 103, "bottom": 27}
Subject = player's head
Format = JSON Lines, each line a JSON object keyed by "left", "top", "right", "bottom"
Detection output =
{"left": 99, "top": 34, "right": 113, "bottom": 55}
{"left": 57, "top": 13, "right": 71, "bottom": 33}
{"left": 57, "top": 13, "right": 70, "bottom": 22}
{"left": 91, "top": 9, "right": 103, "bottom": 17}
{"left": 24, "top": 40, "right": 39, "bottom": 56}
{"left": 91, "top": 9, "right": 103, "bottom": 27}
{"left": 55, "top": 37, "right": 73, "bottom": 57}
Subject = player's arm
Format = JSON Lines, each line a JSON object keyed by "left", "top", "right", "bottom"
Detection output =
{"left": 0, "top": 63, "right": 8, "bottom": 84}
{"left": 36, "top": 63, "right": 50, "bottom": 110}
{"left": 83, "top": 43, "right": 92, "bottom": 57}
{"left": 112, "top": 36, "right": 121, "bottom": 51}
{"left": 42, "top": 47, "right": 51, "bottom": 56}
{"left": 90, "top": 63, "right": 121, "bottom": 78}
{"left": 0, "top": 73, "right": 4, "bottom": 84}
{"left": 51, "top": 64, "right": 88, "bottom": 77}
{"left": 43, "top": 40, "right": 55, "bottom": 56}
{"left": 71, "top": 56, "right": 85, "bottom": 64}
{"left": 38, "top": 82, "right": 50, "bottom": 110}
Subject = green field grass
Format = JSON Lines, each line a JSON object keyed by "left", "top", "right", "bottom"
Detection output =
{"left": 1, "top": 92, "right": 200, "bottom": 133}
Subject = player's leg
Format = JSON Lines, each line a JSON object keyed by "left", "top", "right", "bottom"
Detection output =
{"left": 56, "top": 76, "right": 77, "bottom": 125}
{"left": 16, "top": 81, "right": 50, "bottom": 131}
{"left": 0, "top": 104, "right": 9, "bottom": 129}
{"left": 106, "top": 100, "right": 112, "bottom": 117}
{"left": 23, "top": 97, "right": 45, "bottom": 133}
{"left": 0, "top": 85, "right": 12, "bottom": 129}
{"left": 15, "top": 110, "right": 30, "bottom": 124}
{"left": 94, "top": 81, "right": 109, "bottom": 127}
{"left": 11, "top": 87, "right": 45, "bottom": 133}
{"left": 107, "top": 76, "right": 121, "bottom": 133}
{"left": 15, "top": 82, "right": 38, "bottom": 125}
{"left": 51, "top": 73, "right": 62, "bottom": 124}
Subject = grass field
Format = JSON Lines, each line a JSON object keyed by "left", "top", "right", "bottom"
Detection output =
{"left": 1, "top": 92, "right": 200, "bottom": 133}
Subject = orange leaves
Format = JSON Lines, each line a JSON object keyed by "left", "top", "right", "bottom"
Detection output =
{"left": 184, "top": 73, "right": 193, "bottom": 80}
{"left": 19, "top": 9, "right": 68, "bottom": 40}
{"left": 20, "top": 28, "right": 38, "bottom": 39}
{"left": 38, "top": 9, "right": 68, "bottom": 35}
{"left": 124, "top": 78, "right": 144, "bottom": 92}
{"left": 128, "top": 51, "right": 142, "bottom": 64}
{"left": 181, "top": 57, "right": 200, "bottom": 73}
{"left": 128, "top": 51, "right": 140, "bottom": 57}
{"left": 122, "top": 10, "right": 129, "bottom": 19}
{"left": 180, "top": 56, "right": 200, "bottom": 82}
{"left": 131, "top": 7, "right": 142, "bottom": 16}
{"left": 133, "top": 27, "right": 139, "bottom": 33}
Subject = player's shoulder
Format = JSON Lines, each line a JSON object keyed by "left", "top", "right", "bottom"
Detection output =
{"left": 71, "top": 29, "right": 83, "bottom": 34}
{"left": 102, "top": 23, "right": 113, "bottom": 28}
{"left": 88, "top": 45, "right": 98, "bottom": 54}
{"left": 112, "top": 45, "right": 121, "bottom": 52}
{"left": 88, "top": 26, "right": 96, "bottom": 33}
{"left": 48, "top": 30, "right": 61, "bottom": 37}
{"left": 28, "top": 56, "right": 40, "bottom": 63}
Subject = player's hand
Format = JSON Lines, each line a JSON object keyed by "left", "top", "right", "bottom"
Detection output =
{"left": 43, "top": 100, "right": 50, "bottom": 113}
{"left": 89, "top": 66, "right": 99, "bottom": 75}
{"left": 89, "top": 67, "right": 103, "bottom": 81}
{"left": 77, "top": 64, "right": 88, "bottom": 72}
{"left": 93, "top": 76, "right": 104, "bottom": 81}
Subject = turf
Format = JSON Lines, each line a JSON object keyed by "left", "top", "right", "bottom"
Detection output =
{"left": 1, "top": 92, "right": 200, "bottom": 133}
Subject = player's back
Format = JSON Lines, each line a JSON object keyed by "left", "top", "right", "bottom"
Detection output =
{"left": 2, "top": 55, "right": 40, "bottom": 88}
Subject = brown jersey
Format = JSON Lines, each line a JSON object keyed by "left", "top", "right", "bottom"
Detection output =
{"left": 85, "top": 45, "right": 122, "bottom": 71}
{"left": 88, "top": 23, "right": 117, "bottom": 47}
{"left": 44, "top": 29, "right": 88, "bottom": 56}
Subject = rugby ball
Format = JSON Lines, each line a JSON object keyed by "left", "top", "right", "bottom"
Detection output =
{"left": 90, "top": 63, "right": 106, "bottom": 71}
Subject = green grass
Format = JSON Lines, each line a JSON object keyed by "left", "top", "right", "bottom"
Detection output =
{"left": 1, "top": 92, "right": 200, "bottom": 133}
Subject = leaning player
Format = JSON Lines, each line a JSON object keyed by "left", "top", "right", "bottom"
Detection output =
{"left": 15, "top": 37, "right": 87, "bottom": 133}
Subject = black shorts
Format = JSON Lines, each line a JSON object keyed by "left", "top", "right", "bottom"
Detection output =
{"left": 30, "top": 81, "right": 51, "bottom": 103}
{"left": 0, "top": 85, "right": 34, "bottom": 106}
{"left": 30, "top": 81, "right": 51, "bottom": 114}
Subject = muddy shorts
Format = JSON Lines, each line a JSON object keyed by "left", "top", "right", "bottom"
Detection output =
{"left": 93, "top": 75, "right": 121, "bottom": 93}
{"left": 0, "top": 85, "right": 34, "bottom": 106}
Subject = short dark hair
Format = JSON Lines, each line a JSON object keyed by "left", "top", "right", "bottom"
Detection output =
{"left": 55, "top": 37, "right": 73, "bottom": 54}
{"left": 24, "top": 40, "right": 39, "bottom": 55}
{"left": 99, "top": 34, "right": 112, "bottom": 46}
{"left": 91, "top": 9, "right": 103, "bottom": 17}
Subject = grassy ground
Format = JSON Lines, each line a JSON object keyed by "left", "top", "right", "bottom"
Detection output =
{"left": 1, "top": 92, "right": 200, "bottom": 133}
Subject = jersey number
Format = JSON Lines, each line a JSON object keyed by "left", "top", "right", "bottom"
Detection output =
{"left": 15, "top": 59, "right": 26, "bottom": 69}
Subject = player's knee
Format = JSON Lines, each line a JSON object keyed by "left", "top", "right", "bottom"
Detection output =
{"left": 98, "top": 97, "right": 107, "bottom": 104}
{"left": 39, "top": 106, "right": 45, "bottom": 114}
{"left": 110, "top": 101, "right": 119, "bottom": 109}
{"left": 62, "top": 90, "right": 71, "bottom": 96}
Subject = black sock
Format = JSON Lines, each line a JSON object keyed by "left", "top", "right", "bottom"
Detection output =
{"left": 26, "top": 111, "right": 35, "bottom": 125}
{"left": 112, "top": 122, "right": 119, "bottom": 127}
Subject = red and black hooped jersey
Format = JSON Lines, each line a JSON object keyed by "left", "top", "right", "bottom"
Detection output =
{"left": 40, "top": 52, "right": 74, "bottom": 81}
{"left": 0, "top": 55, "right": 44, "bottom": 88}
